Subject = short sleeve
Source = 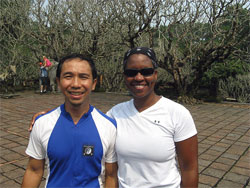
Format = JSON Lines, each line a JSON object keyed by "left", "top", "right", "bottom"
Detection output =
{"left": 25, "top": 121, "right": 46, "bottom": 159}
{"left": 173, "top": 107, "right": 197, "bottom": 142}
{"left": 104, "top": 126, "right": 117, "bottom": 163}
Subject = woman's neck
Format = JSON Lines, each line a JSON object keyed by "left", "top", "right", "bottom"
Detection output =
{"left": 133, "top": 93, "right": 161, "bottom": 112}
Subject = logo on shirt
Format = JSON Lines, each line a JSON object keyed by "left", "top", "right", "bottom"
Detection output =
{"left": 154, "top": 120, "right": 160, "bottom": 125}
{"left": 83, "top": 145, "right": 94, "bottom": 156}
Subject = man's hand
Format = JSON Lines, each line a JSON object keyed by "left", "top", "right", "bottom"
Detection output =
{"left": 28, "top": 109, "right": 51, "bottom": 131}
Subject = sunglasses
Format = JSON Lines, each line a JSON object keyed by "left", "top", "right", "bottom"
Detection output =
{"left": 124, "top": 68, "right": 155, "bottom": 77}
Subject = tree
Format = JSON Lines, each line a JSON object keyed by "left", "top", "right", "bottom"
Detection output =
{"left": 1, "top": 0, "right": 248, "bottom": 97}
{"left": 156, "top": 0, "right": 249, "bottom": 97}
{"left": 0, "top": 0, "right": 37, "bottom": 88}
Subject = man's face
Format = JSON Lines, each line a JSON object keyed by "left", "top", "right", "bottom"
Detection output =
{"left": 57, "top": 58, "right": 97, "bottom": 108}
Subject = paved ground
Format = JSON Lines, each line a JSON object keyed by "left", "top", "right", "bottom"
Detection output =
{"left": 0, "top": 90, "right": 249, "bottom": 188}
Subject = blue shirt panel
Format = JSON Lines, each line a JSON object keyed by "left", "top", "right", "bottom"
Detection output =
{"left": 47, "top": 104, "right": 103, "bottom": 188}
{"left": 40, "top": 67, "right": 48, "bottom": 77}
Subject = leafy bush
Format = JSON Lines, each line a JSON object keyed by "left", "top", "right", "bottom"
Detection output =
{"left": 219, "top": 74, "right": 250, "bottom": 103}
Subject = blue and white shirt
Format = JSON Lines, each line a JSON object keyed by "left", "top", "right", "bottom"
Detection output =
{"left": 40, "top": 66, "right": 48, "bottom": 77}
{"left": 26, "top": 104, "right": 117, "bottom": 188}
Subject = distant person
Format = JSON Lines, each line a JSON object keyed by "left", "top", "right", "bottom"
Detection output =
{"left": 22, "top": 54, "right": 118, "bottom": 187}
{"left": 39, "top": 61, "right": 48, "bottom": 93}
{"left": 43, "top": 56, "right": 52, "bottom": 67}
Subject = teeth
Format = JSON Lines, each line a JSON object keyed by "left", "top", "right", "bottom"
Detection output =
{"left": 70, "top": 92, "right": 82, "bottom": 95}
{"left": 134, "top": 85, "right": 145, "bottom": 89}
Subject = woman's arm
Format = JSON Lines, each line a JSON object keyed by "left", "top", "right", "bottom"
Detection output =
{"left": 105, "top": 162, "right": 118, "bottom": 188}
{"left": 175, "top": 135, "right": 198, "bottom": 188}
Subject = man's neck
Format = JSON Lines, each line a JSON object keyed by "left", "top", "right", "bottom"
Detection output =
{"left": 65, "top": 102, "right": 90, "bottom": 125}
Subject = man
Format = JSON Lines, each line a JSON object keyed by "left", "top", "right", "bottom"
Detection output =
{"left": 22, "top": 54, "right": 118, "bottom": 188}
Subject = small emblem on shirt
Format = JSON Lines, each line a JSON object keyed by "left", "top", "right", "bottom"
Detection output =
{"left": 154, "top": 120, "right": 160, "bottom": 124}
{"left": 83, "top": 145, "right": 94, "bottom": 156}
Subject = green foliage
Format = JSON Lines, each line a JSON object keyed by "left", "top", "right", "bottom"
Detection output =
{"left": 202, "top": 58, "right": 247, "bottom": 86}
{"left": 219, "top": 74, "right": 250, "bottom": 103}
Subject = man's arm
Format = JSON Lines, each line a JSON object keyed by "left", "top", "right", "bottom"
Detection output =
{"left": 105, "top": 162, "right": 118, "bottom": 188}
{"left": 22, "top": 157, "right": 45, "bottom": 188}
{"left": 175, "top": 135, "right": 198, "bottom": 188}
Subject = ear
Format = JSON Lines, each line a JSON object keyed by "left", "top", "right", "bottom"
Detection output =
{"left": 153, "top": 70, "right": 158, "bottom": 82}
{"left": 92, "top": 78, "right": 97, "bottom": 91}
{"left": 56, "top": 78, "right": 61, "bottom": 91}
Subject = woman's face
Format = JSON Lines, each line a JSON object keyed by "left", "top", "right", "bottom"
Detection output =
{"left": 124, "top": 54, "right": 157, "bottom": 99}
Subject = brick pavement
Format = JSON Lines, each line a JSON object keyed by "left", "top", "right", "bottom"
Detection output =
{"left": 0, "top": 90, "right": 249, "bottom": 188}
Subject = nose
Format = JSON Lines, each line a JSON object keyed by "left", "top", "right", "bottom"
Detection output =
{"left": 71, "top": 77, "right": 81, "bottom": 88}
{"left": 134, "top": 72, "right": 144, "bottom": 81}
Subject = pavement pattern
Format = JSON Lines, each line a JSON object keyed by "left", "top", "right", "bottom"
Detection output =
{"left": 0, "top": 91, "right": 249, "bottom": 188}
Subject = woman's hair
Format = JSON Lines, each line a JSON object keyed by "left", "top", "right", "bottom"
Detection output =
{"left": 123, "top": 47, "right": 158, "bottom": 70}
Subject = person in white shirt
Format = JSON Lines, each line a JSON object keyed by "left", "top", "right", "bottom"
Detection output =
{"left": 107, "top": 47, "right": 198, "bottom": 188}
{"left": 29, "top": 47, "right": 198, "bottom": 188}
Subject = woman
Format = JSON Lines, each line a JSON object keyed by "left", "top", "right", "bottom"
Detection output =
{"left": 107, "top": 47, "right": 198, "bottom": 187}
{"left": 30, "top": 47, "right": 198, "bottom": 187}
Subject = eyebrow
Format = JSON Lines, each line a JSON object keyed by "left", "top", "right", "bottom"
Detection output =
{"left": 62, "top": 72, "right": 91, "bottom": 76}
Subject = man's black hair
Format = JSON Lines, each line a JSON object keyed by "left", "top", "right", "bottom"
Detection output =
{"left": 56, "top": 54, "right": 97, "bottom": 79}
